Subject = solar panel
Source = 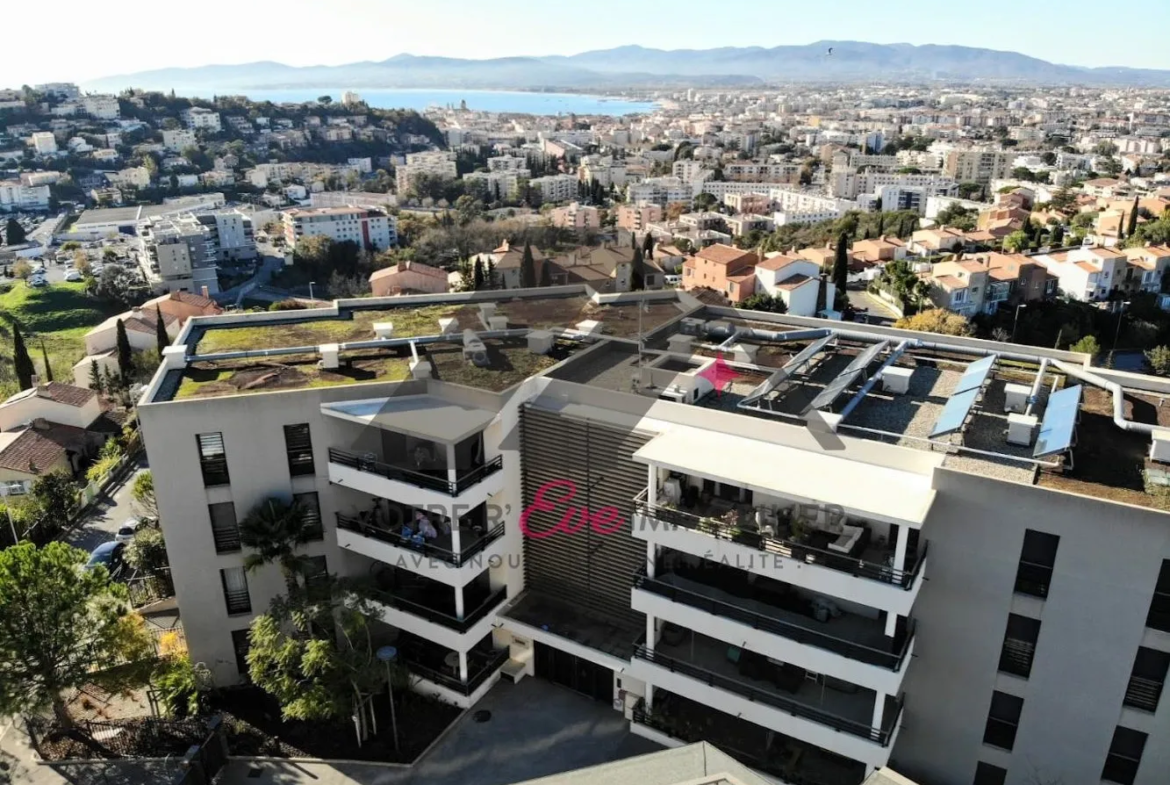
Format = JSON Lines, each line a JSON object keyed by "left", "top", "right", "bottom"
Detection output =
{"left": 929, "top": 387, "right": 981, "bottom": 438}
{"left": 784, "top": 334, "right": 835, "bottom": 373}
{"left": 802, "top": 340, "right": 890, "bottom": 413}
{"left": 1034, "top": 385, "right": 1083, "bottom": 457}
{"left": 952, "top": 355, "right": 998, "bottom": 395}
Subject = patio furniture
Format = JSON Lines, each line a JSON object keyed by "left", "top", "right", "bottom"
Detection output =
{"left": 828, "top": 524, "right": 865, "bottom": 554}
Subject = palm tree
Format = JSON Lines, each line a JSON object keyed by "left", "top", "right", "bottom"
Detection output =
{"left": 239, "top": 497, "right": 318, "bottom": 590}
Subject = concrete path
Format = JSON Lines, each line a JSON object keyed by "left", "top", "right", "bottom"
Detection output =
{"left": 65, "top": 455, "right": 149, "bottom": 556}
{"left": 219, "top": 678, "right": 661, "bottom": 785}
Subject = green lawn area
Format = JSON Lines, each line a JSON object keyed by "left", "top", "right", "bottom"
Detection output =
{"left": 0, "top": 281, "right": 122, "bottom": 397}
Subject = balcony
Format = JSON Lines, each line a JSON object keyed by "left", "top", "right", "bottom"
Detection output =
{"left": 328, "top": 448, "right": 504, "bottom": 511}
{"left": 401, "top": 640, "right": 510, "bottom": 698}
{"left": 634, "top": 495, "right": 926, "bottom": 616}
{"left": 633, "top": 563, "right": 913, "bottom": 695}
{"left": 329, "top": 448, "right": 502, "bottom": 496}
{"left": 631, "top": 692, "right": 867, "bottom": 785}
{"left": 369, "top": 582, "right": 507, "bottom": 636}
{"left": 631, "top": 636, "right": 902, "bottom": 769}
{"left": 336, "top": 512, "right": 504, "bottom": 568}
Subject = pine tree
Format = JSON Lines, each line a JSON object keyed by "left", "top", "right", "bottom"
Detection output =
{"left": 473, "top": 258, "right": 485, "bottom": 291}
{"left": 89, "top": 360, "right": 104, "bottom": 394}
{"left": 115, "top": 318, "right": 133, "bottom": 384}
{"left": 642, "top": 232, "right": 655, "bottom": 260}
{"left": 520, "top": 243, "right": 536, "bottom": 288}
{"left": 11, "top": 323, "right": 34, "bottom": 390}
{"left": 39, "top": 341, "right": 53, "bottom": 383}
{"left": 155, "top": 306, "right": 169, "bottom": 355}
{"left": 832, "top": 233, "right": 850, "bottom": 302}
{"left": 1128, "top": 196, "right": 1139, "bottom": 238}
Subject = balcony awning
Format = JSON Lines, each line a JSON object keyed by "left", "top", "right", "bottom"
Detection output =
{"left": 633, "top": 427, "right": 935, "bottom": 527}
{"left": 321, "top": 395, "right": 496, "bottom": 444}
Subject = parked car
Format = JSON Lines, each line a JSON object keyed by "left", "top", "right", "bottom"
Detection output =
{"left": 114, "top": 519, "right": 140, "bottom": 544}
{"left": 64, "top": 269, "right": 83, "bottom": 282}
{"left": 84, "top": 541, "right": 126, "bottom": 577}
{"left": 28, "top": 276, "right": 47, "bottom": 287}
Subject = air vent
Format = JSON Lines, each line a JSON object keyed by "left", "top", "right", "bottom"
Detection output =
{"left": 462, "top": 329, "right": 490, "bottom": 367}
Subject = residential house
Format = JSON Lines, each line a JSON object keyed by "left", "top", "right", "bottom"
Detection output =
{"left": 851, "top": 236, "right": 907, "bottom": 266}
{"left": 492, "top": 241, "right": 550, "bottom": 290}
{"left": 1033, "top": 246, "right": 1128, "bottom": 301}
{"left": 926, "top": 258, "right": 991, "bottom": 316}
{"left": 144, "top": 290, "right": 225, "bottom": 325}
{"left": 754, "top": 255, "right": 824, "bottom": 316}
{"left": 984, "top": 252, "right": 1055, "bottom": 303}
{"left": 616, "top": 204, "right": 663, "bottom": 233}
{"left": 547, "top": 246, "right": 639, "bottom": 292}
{"left": 682, "top": 244, "right": 759, "bottom": 305}
{"left": 84, "top": 308, "right": 180, "bottom": 357}
{"left": 550, "top": 203, "right": 602, "bottom": 231}
{"left": 909, "top": 227, "right": 966, "bottom": 256}
{"left": 369, "top": 261, "right": 450, "bottom": 296}
{"left": 1122, "top": 246, "right": 1170, "bottom": 294}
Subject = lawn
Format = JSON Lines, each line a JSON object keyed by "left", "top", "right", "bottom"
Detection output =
{"left": 0, "top": 280, "right": 122, "bottom": 397}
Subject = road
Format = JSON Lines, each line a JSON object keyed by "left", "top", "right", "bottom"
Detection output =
{"left": 846, "top": 285, "right": 900, "bottom": 326}
{"left": 64, "top": 454, "right": 150, "bottom": 555}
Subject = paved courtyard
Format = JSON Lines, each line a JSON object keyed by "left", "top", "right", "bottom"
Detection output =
{"left": 218, "top": 677, "right": 661, "bottom": 785}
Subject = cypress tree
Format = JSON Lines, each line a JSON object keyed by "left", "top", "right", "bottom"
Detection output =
{"left": 520, "top": 243, "right": 536, "bottom": 288}
{"left": 539, "top": 259, "right": 551, "bottom": 287}
{"left": 115, "top": 318, "right": 133, "bottom": 384}
{"left": 642, "top": 232, "right": 655, "bottom": 260}
{"left": 12, "top": 323, "right": 34, "bottom": 390}
{"left": 39, "top": 341, "right": 53, "bottom": 383}
{"left": 1127, "top": 196, "right": 1139, "bottom": 238}
{"left": 473, "top": 258, "right": 485, "bottom": 291}
{"left": 486, "top": 259, "right": 497, "bottom": 289}
{"left": 1118, "top": 211, "right": 1127, "bottom": 241}
{"left": 155, "top": 306, "right": 169, "bottom": 354}
{"left": 832, "top": 232, "right": 850, "bottom": 302}
{"left": 631, "top": 247, "right": 645, "bottom": 291}
{"left": 89, "top": 359, "right": 104, "bottom": 394}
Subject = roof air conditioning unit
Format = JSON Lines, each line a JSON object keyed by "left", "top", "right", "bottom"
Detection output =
{"left": 1003, "top": 383, "right": 1031, "bottom": 413}
{"left": 528, "top": 330, "right": 554, "bottom": 355}
{"left": 479, "top": 303, "right": 497, "bottom": 322}
{"left": 1006, "top": 413, "right": 1038, "bottom": 446}
{"left": 881, "top": 366, "right": 914, "bottom": 395}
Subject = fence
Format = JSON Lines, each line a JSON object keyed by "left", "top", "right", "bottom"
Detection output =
{"left": 172, "top": 716, "right": 230, "bottom": 785}
{"left": 26, "top": 714, "right": 220, "bottom": 762}
{"left": 127, "top": 567, "right": 176, "bottom": 608}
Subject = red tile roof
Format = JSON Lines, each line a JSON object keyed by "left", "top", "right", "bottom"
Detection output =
{"left": 0, "top": 421, "right": 88, "bottom": 475}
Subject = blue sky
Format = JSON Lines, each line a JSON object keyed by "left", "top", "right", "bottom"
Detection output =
{"left": 13, "top": 0, "right": 1170, "bottom": 85}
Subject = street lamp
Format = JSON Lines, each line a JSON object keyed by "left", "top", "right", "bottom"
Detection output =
{"left": 376, "top": 645, "right": 400, "bottom": 753}
{"left": 1010, "top": 303, "right": 1027, "bottom": 343}
{"left": 1110, "top": 300, "right": 1131, "bottom": 367}
{"left": 308, "top": 281, "right": 316, "bottom": 301}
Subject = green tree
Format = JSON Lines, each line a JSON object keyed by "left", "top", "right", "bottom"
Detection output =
{"left": 0, "top": 542, "right": 152, "bottom": 728}
{"left": 4, "top": 218, "right": 26, "bottom": 246}
{"left": 239, "top": 497, "right": 318, "bottom": 589}
{"left": 1128, "top": 196, "right": 1140, "bottom": 238}
{"left": 642, "top": 232, "right": 655, "bottom": 260}
{"left": 11, "top": 322, "right": 34, "bottom": 390}
{"left": 1071, "top": 335, "right": 1101, "bottom": 357}
{"left": 472, "top": 258, "right": 485, "bottom": 291}
{"left": 741, "top": 293, "right": 788, "bottom": 313}
{"left": 155, "top": 306, "right": 169, "bottom": 354}
{"left": 1146, "top": 346, "right": 1170, "bottom": 375}
{"left": 25, "top": 472, "right": 78, "bottom": 541}
{"left": 630, "top": 247, "right": 644, "bottom": 291}
{"left": 115, "top": 318, "right": 133, "bottom": 383}
{"left": 125, "top": 526, "right": 168, "bottom": 572}
{"left": 832, "top": 232, "right": 850, "bottom": 301}
{"left": 520, "top": 243, "right": 536, "bottom": 288}
{"left": 247, "top": 578, "right": 385, "bottom": 723}
{"left": 131, "top": 470, "right": 158, "bottom": 518}
{"left": 1003, "top": 230, "right": 1030, "bottom": 253}
{"left": 38, "top": 340, "right": 53, "bottom": 383}
{"left": 539, "top": 257, "right": 552, "bottom": 287}
{"left": 89, "top": 359, "right": 104, "bottom": 395}
{"left": 1050, "top": 224, "right": 1065, "bottom": 247}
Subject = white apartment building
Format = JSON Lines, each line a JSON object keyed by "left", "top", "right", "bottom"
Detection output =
{"left": 0, "top": 181, "right": 51, "bottom": 211}
{"left": 81, "top": 94, "right": 120, "bottom": 120}
{"left": 162, "top": 129, "right": 197, "bottom": 152}
{"left": 829, "top": 170, "right": 958, "bottom": 202}
{"left": 30, "top": 132, "right": 57, "bottom": 155}
{"left": 487, "top": 156, "right": 529, "bottom": 173}
{"left": 671, "top": 160, "right": 707, "bottom": 184}
{"left": 309, "top": 191, "right": 398, "bottom": 211}
{"left": 724, "top": 162, "right": 801, "bottom": 183}
{"left": 109, "top": 167, "right": 152, "bottom": 189}
{"left": 550, "top": 202, "right": 601, "bottom": 230}
{"left": 396, "top": 151, "right": 458, "bottom": 194}
{"left": 528, "top": 174, "right": 578, "bottom": 204}
{"left": 183, "top": 107, "right": 222, "bottom": 132}
{"left": 768, "top": 188, "right": 856, "bottom": 225}
{"left": 341, "top": 91, "right": 362, "bottom": 107}
{"left": 464, "top": 170, "right": 526, "bottom": 202}
{"left": 35, "top": 82, "right": 79, "bottom": 99}
{"left": 137, "top": 214, "right": 220, "bottom": 295}
{"left": 579, "top": 156, "right": 627, "bottom": 188}
{"left": 617, "top": 203, "right": 664, "bottom": 232}
{"left": 628, "top": 177, "right": 694, "bottom": 206}
{"left": 283, "top": 206, "right": 396, "bottom": 250}
{"left": 1033, "top": 246, "right": 1129, "bottom": 301}
{"left": 137, "top": 290, "right": 1170, "bottom": 785}
{"left": 943, "top": 149, "right": 1015, "bottom": 184}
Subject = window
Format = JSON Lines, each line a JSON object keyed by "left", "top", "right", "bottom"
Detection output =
{"left": 983, "top": 691, "right": 1023, "bottom": 751}
{"left": 231, "top": 628, "right": 251, "bottom": 680}
{"left": 294, "top": 491, "right": 323, "bottom": 541}
{"left": 220, "top": 567, "right": 251, "bottom": 615}
{"left": 283, "top": 423, "right": 315, "bottom": 477}
{"left": 1101, "top": 727, "right": 1146, "bottom": 785}
{"left": 998, "top": 614, "right": 1041, "bottom": 678}
{"left": 1014, "top": 529, "right": 1059, "bottom": 599}
{"left": 197, "top": 432, "right": 230, "bottom": 486}
{"left": 972, "top": 762, "right": 1007, "bottom": 785}
{"left": 1146, "top": 559, "right": 1170, "bottom": 632}
{"left": 209, "top": 502, "right": 241, "bottom": 554}
{"left": 1123, "top": 647, "right": 1169, "bottom": 713}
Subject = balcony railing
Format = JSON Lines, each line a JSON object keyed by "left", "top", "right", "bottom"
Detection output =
{"left": 1123, "top": 674, "right": 1163, "bottom": 713}
{"left": 1013, "top": 560, "right": 1053, "bottom": 599}
{"left": 634, "top": 567, "right": 914, "bottom": 671}
{"left": 329, "top": 448, "right": 502, "bottom": 496}
{"left": 404, "top": 647, "right": 510, "bottom": 696}
{"left": 336, "top": 513, "right": 504, "bottom": 567}
{"left": 369, "top": 585, "right": 508, "bottom": 633}
{"left": 634, "top": 497, "right": 926, "bottom": 590}
{"left": 633, "top": 646, "right": 902, "bottom": 746}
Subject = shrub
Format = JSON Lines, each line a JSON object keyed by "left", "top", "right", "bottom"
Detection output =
{"left": 1146, "top": 345, "right": 1170, "bottom": 375}
{"left": 269, "top": 298, "right": 307, "bottom": 311}
{"left": 152, "top": 656, "right": 212, "bottom": 718}
{"left": 124, "top": 527, "right": 168, "bottom": 572}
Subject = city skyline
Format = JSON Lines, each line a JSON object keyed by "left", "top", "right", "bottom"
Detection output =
{"left": 13, "top": 0, "right": 1170, "bottom": 86}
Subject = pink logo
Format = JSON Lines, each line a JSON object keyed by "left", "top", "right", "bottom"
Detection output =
{"left": 519, "top": 479, "right": 625, "bottom": 539}
{"left": 698, "top": 354, "right": 740, "bottom": 394}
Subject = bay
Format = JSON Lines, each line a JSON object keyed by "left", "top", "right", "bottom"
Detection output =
{"left": 202, "top": 88, "right": 656, "bottom": 116}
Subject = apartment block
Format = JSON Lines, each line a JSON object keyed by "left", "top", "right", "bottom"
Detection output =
{"left": 138, "top": 287, "right": 1170, "bottom": 785}
{"left": 0, "top": 180, "right": 50, "bottom": 211}
{"left": 617, "top": 203, "right": 664, "bottom": 232}
{"left": 943, "top": 149, "right": 1015, "bottom": 185}
{"left": 528, "top": 174, "right": 578, "bottom": 204}
{"left": 829, "top": 169, "right": 958, "bottom": 202}
{"left": 282, "top": 206, "right": 396, "bottom": 250}
{"left": 81, "top": 94, "right": 120, "bottom": 120}
{"left": 396, "top": 151, "right": 458, "bottom": 194}
{"left": 183, "top": 107, "right": 222, "bottom": 132}
{"left": 30, "top": 132, "right": 57, "bottom": 155}
{"left": 162, "top": 129, "right": 197, "bottom": 152}
{"left": 464, "top": 170, "right": 526, "bottom": 202}
{"left": 550, "top": 202, "right": 601, "bottom": 230}
{"left": 628, "top": 177, "right": 694, "bottom": 206}
{"left": 137, "top": 214, "right": 221, "bottom": 295}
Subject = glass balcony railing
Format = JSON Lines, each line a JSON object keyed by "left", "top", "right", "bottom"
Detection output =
{"left": 329, "top": 447, "right": 502, "bottom": 496}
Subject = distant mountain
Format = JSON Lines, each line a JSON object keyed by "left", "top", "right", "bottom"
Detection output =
{"left": 84, "top": 42, "right": 1170, "bottom": 93}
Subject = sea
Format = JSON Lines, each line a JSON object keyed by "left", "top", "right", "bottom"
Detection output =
{"left": 202, "top": 88, "right": 656, "bottom": 116}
